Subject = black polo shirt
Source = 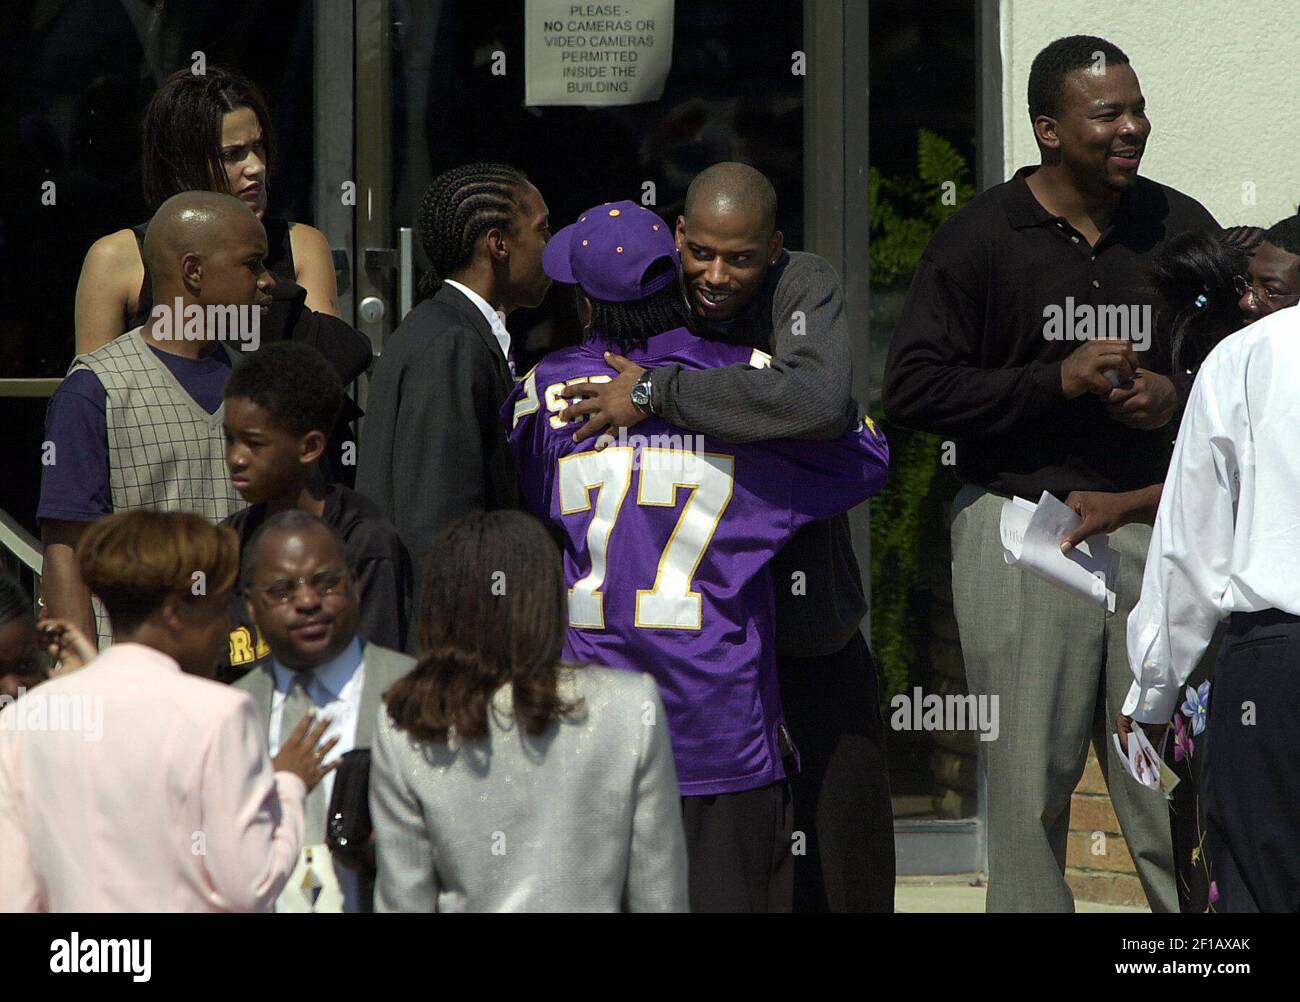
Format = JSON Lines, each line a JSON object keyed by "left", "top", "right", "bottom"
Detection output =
{"left": 883, "top": 165, "right": 1218, "bottom": 499}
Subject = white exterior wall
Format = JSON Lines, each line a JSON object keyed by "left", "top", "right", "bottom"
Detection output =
{"left": 999, "top": 0, "right": 1300, "bottom": 227}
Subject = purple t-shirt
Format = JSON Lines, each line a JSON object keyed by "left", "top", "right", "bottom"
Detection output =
{"left": 503, "top": 326, "right": 890, "bottom": 796}
{"left": 37, "top": 347, "right": 233, "bottom": 523}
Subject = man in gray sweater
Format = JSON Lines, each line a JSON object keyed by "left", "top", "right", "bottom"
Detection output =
{"left": 560, "top": 162, "right": 893, "bottom": 912}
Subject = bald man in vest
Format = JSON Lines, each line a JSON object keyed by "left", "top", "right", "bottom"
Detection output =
{"left": 40, "top": 191, "right": 274, "bottom": 646}
{"left": 558, "top": 163, "right": 894, "bottom": 912}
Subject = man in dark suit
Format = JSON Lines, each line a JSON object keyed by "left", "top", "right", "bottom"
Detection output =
{"left": 357, "top": 164, "right": 552, "bottom": 610}
{"left": 235, "top": 509, "right": 415, "bottom": 913}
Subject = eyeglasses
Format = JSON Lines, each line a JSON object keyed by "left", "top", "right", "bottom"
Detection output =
{"left": 253, "top": 568, "right": 349, "bottom": 605}
{"left": 1234, "top": 274, "right": 1300, "bottom": 308}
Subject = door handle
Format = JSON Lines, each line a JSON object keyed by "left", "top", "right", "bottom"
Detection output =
{"left": 331, "top": 248, "right": 351, "bottom": 296}
{"left": 361, "top": 231, "right": 414, "bottom": 323}
{"left": 398, "top": 226, "right": 413, "bottom": 320}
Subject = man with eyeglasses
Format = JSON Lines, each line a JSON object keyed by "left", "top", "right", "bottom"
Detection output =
{"left": 1236, "top": 215, "right": 1300, "bottom": 324}
{"left": 235, "top": 509, "right": 416, "bottom": 913}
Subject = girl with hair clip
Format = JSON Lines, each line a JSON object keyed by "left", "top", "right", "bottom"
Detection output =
{"left": 1059, "top": 227, "right": 1258, "bottom": 552}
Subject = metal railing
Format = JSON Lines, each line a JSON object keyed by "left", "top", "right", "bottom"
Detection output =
{"left": 0, "top": 506, "right": 41, "bottom": 616}
{"left": 0, "top": 378, "right": 62, "bottom": 398}
{"left": 0, "top": 377, "right": 54, "bottom": 612}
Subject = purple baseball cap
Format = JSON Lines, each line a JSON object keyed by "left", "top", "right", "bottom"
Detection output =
{"left": 543, "top": 200, "right": 679, "bottom": 303}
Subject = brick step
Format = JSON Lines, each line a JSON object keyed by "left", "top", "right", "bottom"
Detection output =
{"left": 1076, "top": 749, "right": 1108, "bottom": 796}
{"left": 1065, "top": 828, "right": 1135, "bottom": 874}
{"left": 1066, "top": 868, "right": 1148, "bottom": 908}
{"left": 1069, "top": 792, "right": 1120, "bottom": 834}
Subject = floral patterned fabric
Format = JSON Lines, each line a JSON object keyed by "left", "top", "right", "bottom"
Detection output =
{"left": 1166, "top": 679, "right": 1217, "bottom": 912}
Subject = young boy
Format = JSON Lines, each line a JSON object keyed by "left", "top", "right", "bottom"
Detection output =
{"left": 221, "top": 342, "right": 413, "bottom": 681}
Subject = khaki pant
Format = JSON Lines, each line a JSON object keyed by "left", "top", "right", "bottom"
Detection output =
{"left": 950, "top": 485, "right": 1177, "bottom": 912}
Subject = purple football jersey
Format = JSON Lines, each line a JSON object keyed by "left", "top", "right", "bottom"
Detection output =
{"left": 503, "top": 326, "right": 889, "bottom": 796}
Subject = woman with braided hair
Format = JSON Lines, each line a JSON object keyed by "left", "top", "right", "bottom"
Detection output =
{"left": 357, "top": 164, "right": 552, "bottom": 623}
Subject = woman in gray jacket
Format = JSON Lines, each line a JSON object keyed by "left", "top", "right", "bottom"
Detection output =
{"left": 371, "top": 510, "right": 689, "bottom": 912}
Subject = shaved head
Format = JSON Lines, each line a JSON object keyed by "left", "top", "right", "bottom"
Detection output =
{"left": 684, "top": 162, "right": 777, "bottom": 236}
{"left": 142, "top": 190, "right": 264, "bottom": 286}
{"left": 677, "top": 162, "right": 783, "bottom": 322}
{"left": 139, "top": 190, "right": 272, "bottom": 329}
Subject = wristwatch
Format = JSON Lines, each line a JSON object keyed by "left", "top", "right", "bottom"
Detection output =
{"left": 631, "top": 371, "right": 655, "bottom": 416}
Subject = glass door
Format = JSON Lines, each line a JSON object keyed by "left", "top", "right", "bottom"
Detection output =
{"left": 347, "top": 0, "right": 807, "bottom": 375}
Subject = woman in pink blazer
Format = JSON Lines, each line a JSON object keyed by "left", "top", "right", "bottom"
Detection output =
{"left": 0, "top": 511, "right": 337, "bottom": 912}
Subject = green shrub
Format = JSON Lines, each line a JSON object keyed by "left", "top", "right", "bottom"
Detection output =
{"left": 868, "top": 129, "right": 974, "bottom": 290}
{"left": 869, "top": 130, "right": 973, "bottom": 702}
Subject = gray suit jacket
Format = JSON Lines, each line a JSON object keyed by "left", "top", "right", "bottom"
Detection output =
{"left": 234, "top": 641, "right": 416, "bottom": 748}
{"left": 370, "top": 665, "right": 689, "bottom": 912}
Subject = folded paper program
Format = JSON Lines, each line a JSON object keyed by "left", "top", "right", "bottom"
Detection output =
{"left": 1112, "top": 726, "right": 1180, "bottom": 798}
{"left": 998, "top": 492, "right": 1120, "bottom": 613}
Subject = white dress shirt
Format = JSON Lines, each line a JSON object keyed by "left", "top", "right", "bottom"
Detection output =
{"left": 268, "top": 636, "right": 365, "bottom": 912}
{"left": 444, "top": 279, "right": 513, "bottom": 374}
{"left": 1125, "top": 307, "right": 1300, "bottom": 723}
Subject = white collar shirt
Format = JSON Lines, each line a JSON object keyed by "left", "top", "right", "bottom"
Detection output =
{"left": 268, "top": 635, "right": 366, "bottom": 912}
{"left": 1125, "top": 307, "right": 1300, "bottom": 723}
{"left": 443, "top": 279, "right": 513, "bottom": 375}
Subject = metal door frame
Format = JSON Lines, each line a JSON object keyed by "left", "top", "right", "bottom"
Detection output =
{"left": 315, "top": 0, "right": 357, "bottom": 327}
{"left": 805, "top": 0, "right": 989, "bottom": 878}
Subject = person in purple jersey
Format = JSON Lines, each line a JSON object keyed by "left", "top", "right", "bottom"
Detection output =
{"left": 503, "top": 200, "right": 890, "bottom": 912}
{"left": 556, "top": 164, "right": 891, "bottom": 913}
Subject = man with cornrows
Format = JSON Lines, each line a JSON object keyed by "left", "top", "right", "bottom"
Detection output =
{"left": 357, "top": 163, "right": 552, "bottom": 622}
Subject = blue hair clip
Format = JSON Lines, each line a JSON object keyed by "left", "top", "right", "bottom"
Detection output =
{"left": 1193, "top": 293, "right": 1208, "bottom": 310}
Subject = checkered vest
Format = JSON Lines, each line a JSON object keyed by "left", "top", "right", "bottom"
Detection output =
{"left": 69, "top": 327, "right": 243, "bottom": 521}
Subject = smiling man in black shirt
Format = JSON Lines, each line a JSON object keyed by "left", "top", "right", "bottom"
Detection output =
{"left": 884, "top": 35, "right": 1217, "bottom": 912}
